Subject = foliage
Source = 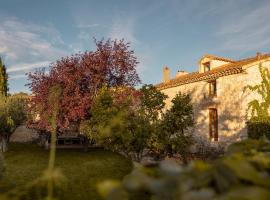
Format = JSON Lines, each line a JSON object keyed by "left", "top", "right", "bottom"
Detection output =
{"left": 246, "top": 64, "right": 270, "bottom": 139}
{"left": 138, "top": 84, "right": 168, "bottom": 122}
{"left": 247, "top": 117, "right": 270, "bottom": 139}
{"left": 0, "top": 95, "right": 27, "bottom": 152}
{"left": 0, "top": 96, "right": 27, "bottom": 133}
{"left": 28, "top": 38, "right": 140, "bottom": 132}
{"left": 99, "top": 138, "right": 270, "bottom": 200}
{"left": 81, "top": 84, "right": 169, "bottom": 162}
{"left": 0, "top": 57, "right": 8, "bottom": 96}
{"left": 153, "top": 92, "right": 193, "bottom": 162}
{"left": 81, "top": 86, "right": 150, "bottom": 162}
{"left": 246, "top": 64, "right": 270, "bottom": 118}
{"left": 83, "top": 87, "right": 192, "bottom": 163}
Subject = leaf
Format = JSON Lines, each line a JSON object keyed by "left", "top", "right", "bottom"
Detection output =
{"left": 223, "top": 186, "right": 270, "bottom": 200}
{"left": 97, "top": 180, "right": 128, "bottom": 200}
{"left": 223, "top": 155, "right": 270, "bottom": 187}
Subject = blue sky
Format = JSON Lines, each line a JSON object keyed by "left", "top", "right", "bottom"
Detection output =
{"left": 0, "top": 0, "right": 270, "bottom": 93}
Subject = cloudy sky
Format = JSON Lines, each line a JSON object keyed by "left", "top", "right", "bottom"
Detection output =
{"left": 1, "top": 0, "right": 270, "bottom": 93}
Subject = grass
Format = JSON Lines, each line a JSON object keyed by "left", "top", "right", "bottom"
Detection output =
{"left": 1, "top": 143, "right": 133, "bottom": 200}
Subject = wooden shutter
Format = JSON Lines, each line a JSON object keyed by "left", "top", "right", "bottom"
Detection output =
{"left": 209, "top": 108, "right": 218, "bottom": 141}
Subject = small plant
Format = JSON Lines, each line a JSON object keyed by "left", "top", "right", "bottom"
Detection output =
{"left": 246, "top": 63, "right": 270, "bottom": 139}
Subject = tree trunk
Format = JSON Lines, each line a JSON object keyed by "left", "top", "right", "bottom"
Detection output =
{"left": 0, "top": 135, "right": 8, "bottom": 152}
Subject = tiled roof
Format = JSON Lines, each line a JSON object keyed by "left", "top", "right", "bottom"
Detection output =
{"left": 199, "top": 54, "right": 236, "bottom": 63}
{"left": 157, "top": 53, "right": 270, "bottom": 90}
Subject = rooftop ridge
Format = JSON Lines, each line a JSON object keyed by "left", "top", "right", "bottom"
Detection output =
{"left": 157, "top": 53, "right": 270, "bottom": 90}
{"left": 199, "top": 54, "right": 236, "bottom": 63}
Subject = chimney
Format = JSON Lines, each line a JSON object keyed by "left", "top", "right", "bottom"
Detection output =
{"left": 163, "top": 66, "right": 170, "bottom": 83}
{"left": 257, "top": 52, "right": 262, "bottom": 59}
{"left": 176, "top": 70, "right": 188, "bottom": 78}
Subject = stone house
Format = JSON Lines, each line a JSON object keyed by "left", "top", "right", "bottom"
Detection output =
{"left": 156, "top": 53, "right": 270, "bottom": 146}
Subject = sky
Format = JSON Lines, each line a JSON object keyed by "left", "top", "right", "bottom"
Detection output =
{"left": 0, "top": 0, "right": 270, "bottom": 93}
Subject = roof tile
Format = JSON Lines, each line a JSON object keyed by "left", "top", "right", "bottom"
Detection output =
{"left": 157, "top": 53, "right": 270, "bottom": 90}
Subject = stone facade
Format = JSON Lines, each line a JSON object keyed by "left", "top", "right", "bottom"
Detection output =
{"left": 157, "top": 53, "right": 270, "bottom": 147}
{"left": 10, "top": 125, "right": 39, "bottom": 143}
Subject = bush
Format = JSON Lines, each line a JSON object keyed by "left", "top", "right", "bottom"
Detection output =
{"left": 152, "top": 93, "right": 194, "bottom": 163}
{"left": 247, "top": 117, "right": 270, "bottom": 139}
{"left": 98, "top": 138, "right": 270, "bottom": 200}
{"left": 0, "top": 95, "right": 27, "bottom": 152}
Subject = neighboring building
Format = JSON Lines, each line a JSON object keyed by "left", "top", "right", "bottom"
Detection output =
{"left": 156, "top": 52, "right": 270, "bottom": 146}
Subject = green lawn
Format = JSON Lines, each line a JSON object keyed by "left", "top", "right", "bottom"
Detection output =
{"left": 1, "top": 143, "right": 133, "bottom": 200}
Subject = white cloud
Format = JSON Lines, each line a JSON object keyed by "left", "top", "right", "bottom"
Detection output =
{"left": 7, "top": 61, "right": 51, "bottom": 73}
{"left": 216, "top": 2, "right": 270, "bottom": 52}
{"left": 0, "top": 18, "right": 66, "bottom": 65}
{"left": 0, "top": 17, "right": 68, "bottom": 83}
{"left": 76, "top": 23, "right": 99, "bottom": 29}
{"left": 9, "top": 74, "right": 27, "bottom": 80}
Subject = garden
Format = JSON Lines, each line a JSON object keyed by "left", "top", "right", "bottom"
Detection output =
{"left": 0, "top": 38, "right": 270, "bottom": 200}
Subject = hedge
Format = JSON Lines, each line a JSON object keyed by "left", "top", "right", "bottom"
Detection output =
{"left": 247, "top": 117, "right": 270, "bottom": 139}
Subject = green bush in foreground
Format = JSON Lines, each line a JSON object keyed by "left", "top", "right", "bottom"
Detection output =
{"left": 247, "top": 117, "right": 270, "bottom": 140}
{"left": 98, "top": 138, "right": 270, "bottom": 200}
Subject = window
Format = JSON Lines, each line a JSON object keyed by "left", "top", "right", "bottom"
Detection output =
{"left": 209, "top": 80, "right": 217, "bottom": 97}
{"left": 209, "top": 108, "right": 218, "bottom": 141}
{"left": 203, "top": 62, "right": 211, "bottom": 72}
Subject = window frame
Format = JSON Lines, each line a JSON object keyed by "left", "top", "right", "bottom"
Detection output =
{"left": 203, "top": 62, "right": 211, "bottom": 72}
{"left": 209, "top": 80, "right": 217, "bottom": 97}
{"left": 209, "top": 108, "right": 218, "bottom": 141}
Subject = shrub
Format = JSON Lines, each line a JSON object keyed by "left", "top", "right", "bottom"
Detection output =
{"left": 98, "top": 138, "right": 270, "bottom": 200}
{"left": 152, "top": 92, "right": 194, "bottom": 163}
{"left": 247, "top": 117, "right": 270, "bottom": 139}
{"left": 0, "top": 95, "right": 27, "bottom": 152}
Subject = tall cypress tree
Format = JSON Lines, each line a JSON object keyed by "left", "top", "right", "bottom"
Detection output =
{"left": 0, "top": 57, "right": 8, "bottom": 96}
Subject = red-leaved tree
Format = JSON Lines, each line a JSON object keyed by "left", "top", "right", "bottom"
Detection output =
{"left": 27, "top": 39, "right": 140, "bottom": 132}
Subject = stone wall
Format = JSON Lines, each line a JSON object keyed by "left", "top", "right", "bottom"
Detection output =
{"left": 10, "top": 125, "right": 39, "bottom": 143}
{"left": 160, "top": 60, "right": 270, "bottom": 147}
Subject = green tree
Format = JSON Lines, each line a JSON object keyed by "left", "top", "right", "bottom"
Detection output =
{"left": 155, "top": 92, "right": 194, "bottom": 163}
{"left": 100, "top": 110, "right": 152, "bottom": 162}
{"left": 0, "top": 57, "right": 8, "bottom": 97}
{"left": 80, "top": 86, "right": 119, "bottom": 142}
{"left": 81, "top": 86, "right": 151, "bottom": 162}
{"left": 139, "top": 84, "right": 168, "bottom": 122}
{"left": 0, "top": 95, "right": 27, "bottom": 152}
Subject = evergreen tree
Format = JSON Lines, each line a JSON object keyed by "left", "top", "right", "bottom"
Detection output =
{"left": 0, "top": 57, "right": 8, "bottom": 96}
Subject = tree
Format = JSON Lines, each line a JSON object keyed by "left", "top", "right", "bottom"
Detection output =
{"left": 0, "top": 95, "right": 27, "bottom": 152}
{"left": 0, "top": 57, "right": 8, "bottom": 96}
{"left": 139, "top": 84, "right": 168, "bottom": 122}
{"left": 155, "top": 92, "right": 194, "bottom": 163}
{"left": 28, "top": 38, "right": 140, "bottom": 132}
{"left": 80, "top": 86, "right": 119, "bottom": 142}
{"left": 81, "top": 86, "right": 150, "bottom": 162}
